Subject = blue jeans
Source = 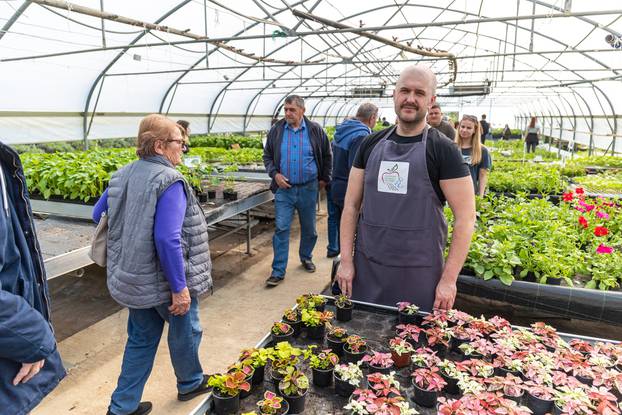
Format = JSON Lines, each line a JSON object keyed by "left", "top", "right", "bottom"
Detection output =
{"left": 272, "top": 181, "right": 318, "bottom": 278}
{"left": 326, "top": 187, "right": 342, "bottom": 255}
{"left": 109, "top": 298, "right": 204, "bottom": 415}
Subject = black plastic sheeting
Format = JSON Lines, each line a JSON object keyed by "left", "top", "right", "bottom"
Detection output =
{"left": 457, "top": 274, "right": 622, "bottom": 325}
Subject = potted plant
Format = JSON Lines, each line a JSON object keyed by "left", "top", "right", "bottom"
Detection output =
{"left": 268, "top": 342, "right": 303, "bottom": 389}
{"left": 255, "top": 390, "right": 289, "bottom": 415}
{"left": 296, "top": 293, "right": 326, "bottom": 311}
{"left": 396, "top": 301, "right": 421, "bottom": 324}
{"left": 396, "top": 324, "right": 424, "bottom": 348}
{"left": 300, "top": 309, "right": 333, "bottom": 340}
{"left": 497, "top": 374, "right": 524, "bottom": 403}
{"left": 525, "top": 384, "right": 555, "bottom": 415}
{"left": 207, "top": 372, "right": 251, "bottom": 415}
{"left": 425, "top": 325, "right": 451, "bottom": 357}
{"left": 304, "top": 346, "right": 339, "bottom": 387}
{"left": 346, "top": 388, "right": 415, "bottom": 415}
{"left": 278, "top": 366, "right": 309, "bottom": 415}
{"left": 226, "top": 361, "right": 255, "bottom": 399}
{"left": 438, "top": 360, "right": 462, "bottom": 395}
{"left": 282, "top": 309, "right": 301, "bottom": 337}
{"left": 389, "top": 337, "right": 414, "bottom": 368}
{"left": 334, "top": 362, "right": 364, "bottom": 397}
{"left": 223, "top": 176, "right": 237, "bottom": 200}
{"left": 553, "top": 386, "right": 593, "bottom": 415}
{"left": 411, "top": 347, "right": 441, "bottom": 369}
{"left": 206, "top": 175, "right": 221, "bottom": 199}
{"left": 271, "top": 322, "right": 294, "bottom": 344}
{"left": 412, "top": 367, "right": 447, "bottom": 407}
{"left": 450, "top": 325, "right": 482, "bottom": 352}
{"left": 335, "top": 294, "right": 353, "bottom": 322}
{"left": 343, "top": 335, "right": 368, "bottom": 364}
{"left": 325, "top": 324, "right": 348, "bottom": 356}
{"left": 238, "top": 347, "right": 273, "bottom": 386}
{"left": 362, "top": 351, "right": 394, "bottom": 375}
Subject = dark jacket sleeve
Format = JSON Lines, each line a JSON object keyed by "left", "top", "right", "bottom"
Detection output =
{"left": 347, "top": 134, "right": 366, "bottom": 171}
{"left": 0, "top": 286, "right": 57, "bottom": 363}
{"left": 263, "top": 126, "right": 278, "bottom": 180}
{"left": 319, "top": 127, "right": 332, "bottom": 182}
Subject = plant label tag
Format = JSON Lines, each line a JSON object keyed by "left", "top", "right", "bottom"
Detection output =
{"left": 377, "top": 161, "right": 409, "bottom": 194}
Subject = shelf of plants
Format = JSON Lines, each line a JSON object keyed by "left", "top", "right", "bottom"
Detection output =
{"left": 192, "top": 295, "right": 621, "bottom": 415}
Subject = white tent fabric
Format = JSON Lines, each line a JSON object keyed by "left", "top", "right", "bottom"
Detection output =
{"left": 0, "top": 0, "right": 620, "bottom": 153}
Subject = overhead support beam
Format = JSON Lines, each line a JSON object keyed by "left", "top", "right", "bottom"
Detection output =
{"left": 291, "top": 9, "right": 457, "bottom": 87}
{"left": 537, "top": 73, "right": 622, "bottom": 88}
{"left": 29, "top": 0, "right": 322, "bottom": 66}
{"left": 0, "top": 0, "right": 32, "bottom": 41}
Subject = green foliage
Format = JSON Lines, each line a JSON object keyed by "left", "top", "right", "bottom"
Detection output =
{"left": 279, "top": 366, "right": 309, "bottom": 396}
{"left": 189, "top": 134, "right": 263, "bottom": 149}
{"left": 187, "top": 147, "right": 263, "bottom": 165}
{"left": 488, "top": 162, "right": 565, "bottom": 194}
{"left": 573, "top": 173, "right": 622, "bottom": 194}
{"left": 207, "top": 372, "right": 251, "bottom": 397}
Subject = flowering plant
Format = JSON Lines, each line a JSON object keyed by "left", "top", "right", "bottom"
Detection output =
{"left": 412, "top": 367, "right": 447, "bottom": 392}
{"left": 396, "top": 302, "right": 419, "bottom": 315}
{"left": 334, "top": 362, "right": 364, "bottom": 386}
{"left": 362, "top": 351, "right": 394, "bottom": 369}
{"left": 389, "top": 337, "right": 414, "bottom": 356}
{"left": 256, "top": 391, "right": 285, "bottom": 415}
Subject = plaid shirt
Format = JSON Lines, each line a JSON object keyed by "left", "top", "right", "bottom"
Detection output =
{"left": 279, "top": 119, "right": 318, "bottom": 184}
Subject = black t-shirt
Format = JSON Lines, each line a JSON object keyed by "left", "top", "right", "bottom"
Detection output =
{"left": 480, "top": 120, "right": 490, "bottom": 136}
{"left": 352, "top": 128, "right": 470, "bottom": 203}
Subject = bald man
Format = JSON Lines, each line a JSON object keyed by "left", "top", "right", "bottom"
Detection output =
{"left": 336, "top": 66, "right": 476, "bottom": 311}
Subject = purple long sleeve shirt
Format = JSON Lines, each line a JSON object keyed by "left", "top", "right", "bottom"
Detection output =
{"left": 92, "top": 182, "right": 188, "bottom": 293}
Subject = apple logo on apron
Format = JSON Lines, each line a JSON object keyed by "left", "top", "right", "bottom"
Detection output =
{"left": 378, "top": 161, "right": 409, "bottom": 194}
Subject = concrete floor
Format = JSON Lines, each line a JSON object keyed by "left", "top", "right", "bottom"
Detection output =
{"left": 33, "top": 215, "right": 333, "bottom": 415}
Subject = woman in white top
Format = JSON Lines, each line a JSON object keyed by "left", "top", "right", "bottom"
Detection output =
{"left": 524, "top": 117, "right": 540, "bottom": 153}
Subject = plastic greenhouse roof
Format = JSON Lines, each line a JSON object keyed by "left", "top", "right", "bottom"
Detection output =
{"left": 0, "top": 0, "right": 621, "bottom": 151}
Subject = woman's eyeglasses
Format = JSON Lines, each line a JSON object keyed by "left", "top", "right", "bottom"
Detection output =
{"left": 167, "top": 139, "right": 189, "bottom": 153}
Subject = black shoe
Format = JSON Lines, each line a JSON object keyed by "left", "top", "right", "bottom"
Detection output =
{"left": 266, "top": 276, "right": 283, "bottom": 286}
{"left": 106, "top": 402, "right": 152, "bottom": 415}
{"left": 178, "top": 375, "right": 212, "bottom": 402}
{"left": 327, "top": 251, "right": 340, "bottom": 258}
{"left": 301, "top": 259, "right": 316, "bottom": 273}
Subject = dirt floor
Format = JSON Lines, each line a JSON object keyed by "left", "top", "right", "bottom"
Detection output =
{"left": 34, "top": 211, "right": 334, "bottom": 415}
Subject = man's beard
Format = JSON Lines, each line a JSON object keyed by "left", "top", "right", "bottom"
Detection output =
{"left": 397, "top": 104, "right": 426, "bottom": 125}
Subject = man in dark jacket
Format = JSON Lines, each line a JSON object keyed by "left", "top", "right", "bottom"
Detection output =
{"left": 480, "top": 114, "right": 490, "bottom": 144}
{"left": 262, "top": 95, "right": 332, "bottom": 286}
{"left": 326, "top": 103, "right": 378, "bottom": 258}
{"left": 0, "top": 141, "right": 66, "bottom": 415}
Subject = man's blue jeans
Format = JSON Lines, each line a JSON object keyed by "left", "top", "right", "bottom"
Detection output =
{"left": 326, "top": 186, "right": 342, "bottom": 256}
{"left": 272, "top": 181, "right": 318, "bottom": 278}
{"left": 109, "top": 297, "right": 204, "bottom": 415}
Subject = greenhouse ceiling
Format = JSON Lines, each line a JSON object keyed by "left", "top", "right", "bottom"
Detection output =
{"left": 0, "top": 0, "right": 621, "bottom": 152}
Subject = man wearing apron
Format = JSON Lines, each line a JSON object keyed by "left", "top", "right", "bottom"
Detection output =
{"left": 336, "top": 66, "right": 476, "bottom": 311}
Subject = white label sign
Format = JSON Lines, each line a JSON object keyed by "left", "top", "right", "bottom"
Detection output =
{"left": 377, "top": 161, "right": 409, "bottom": 194}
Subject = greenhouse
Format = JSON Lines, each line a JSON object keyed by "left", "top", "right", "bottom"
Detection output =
{"left": 1, "top": 1, "right": 622, "bottom": 415}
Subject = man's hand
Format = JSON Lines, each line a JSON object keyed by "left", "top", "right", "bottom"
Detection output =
{"left": 433, "top": 278, "right": 457, "bottom": 310}
{"left": 13, "top": 360, "right": 45, "bottom": 385}
{"left": 275, "top": 173, "right": 291, "bottom": 189}
{"left": 319, "top": 180, "right": 327, "bottom": 190}
{"left": 336, "top": 260, "right": 355, "bottom": 298}
{"left": 169, "top": 287, "right": 191, "bottom": 316}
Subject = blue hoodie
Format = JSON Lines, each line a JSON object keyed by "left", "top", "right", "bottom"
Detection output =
{"left": 330, "top": 119, "right": 371, "bottom": 206}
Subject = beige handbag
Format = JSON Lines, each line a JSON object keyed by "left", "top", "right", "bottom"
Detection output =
{"left": 89, "top": 212, "right": 108, "bottom": 267}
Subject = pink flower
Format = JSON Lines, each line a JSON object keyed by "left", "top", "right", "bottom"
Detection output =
{"left": 575, "top": 206, "right": 587, "bottom": 213}
{"left": 596, "top": 211, "right": 610, "bottom": 220}
{"left": 596, "top": 244, "right": 614, "bottom": 254}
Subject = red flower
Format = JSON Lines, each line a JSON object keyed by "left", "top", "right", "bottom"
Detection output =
{"left": 578, "top": 216, "right": 588, "bottom": 229}
{"left": 575, "top": 187, "right": 584, "bottom": 195}
{"left": 594, "top": 226, "right": 609, "bottom": 237}
{"left": 562, "top": 192, "right": 574, "bottom": 202}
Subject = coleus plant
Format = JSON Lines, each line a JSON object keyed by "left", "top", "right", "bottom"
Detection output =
{"left": 271, "top": 322, "right": 292, "bottom": 336}
{"left": 303, "top": 346, "right": 339, "bottom": 370}
{"left": 238, "top": 347, "right": 274, "bottom": 369}
{"left": 344, "top": 335, "right": 367, "bottom": 353}
{"left": 335, "top": 294, "right": 352, "bottom": 308}
{"left": 296, "top": 293, "right": 326, "bottom": 310}
{"left": 362, "top": 351, "right": 394, "bottom": 369}
{"left": 326, "top": 323, "right": 348, "bottom": 340}
{"left": 282, "top": 309, "right": 299, "bottom": 322}
{"left": 412, "top": 367, "right": 447, "bottom": 392}
{"left": 300, "top": 309, "right": 334, "bottom": 327}
{"left": 279, "top": 366, "right": 309, "bottom": 396}
{"left": 207, "top": 371, "right": 251, "bottom": 397}
{"left": 256, "top": 390, "right": 285, "bottom": 415}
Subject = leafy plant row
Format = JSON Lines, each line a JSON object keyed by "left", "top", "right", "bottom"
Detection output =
{"left": 447, "top": 193, "right": 622, "bottom": 290}
{"left": 188, "top": 134, "right": 263, "bottom": 149}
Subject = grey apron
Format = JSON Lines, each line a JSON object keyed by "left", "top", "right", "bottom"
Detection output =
{"left": 351, "top": 126, "right": 447, "bottom": 311}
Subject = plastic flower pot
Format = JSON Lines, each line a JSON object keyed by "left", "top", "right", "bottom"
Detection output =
{"left": 223, "top": 190, "right": 238, "bottom": 200}
{"left": 280, "top": 388, "right": 308, "bottom": 415}
{"left": 451, "top": 337, "right": 469, "bottom": 353}
{"left": 398, "top": 310, "right": 421, "bottom": 325}
{"left": 343, "top": 345, "right": 367, "bottom": 364}
{"left": 367, "top": 363, "right": 393, "bottom": 375}
{"left": 494, "top": 366, "right": 521, "bottom": 378}
{"left": 270, "top": 368, "right": 285, "bottom": 391}
{"left": 283, "top": 317, "right": 302, "bottom": 337}
{"left": 312, "top": 367, "right": 334, "bottom": 387}
{"left": 334, "top": 372, "right": 358, "bottom": 397}
{"left": 251, "top": 365, "right": 265, "bottom": 386}
{"left": 430, "top": 343, "right": 448, "bottom": 359}
{"left": 525, "top": 392, "right": 553, "bottom": 415}
{"left": 552, "top": 403, "right": 564, "bottom": 415}
{"left": 207, "top": 190, "right": 217, "bottom": 199}
{"left": 576, "top": 374, "right": 593, "bottom": 386}
{"left": 212, "top": 390, "right": 240, "bottom": 415}
{"left": 197, "top": 192, "right": 208, "bottom": 203}
{"left": 504, "top": 390, "right": 524, "bottom": 405}
{"left": 390, "top": 350, "right": 411, "bottom": 368}
{"left": 272, "top": 328, "right": 294, "bottom": 344}
{"left": 336, "top": 303, "right": 353, "bottom": 322}
{"left": 326, "top": 336, "right": 346, "bottom": 356}
{"left": 259, "top": 399, "right": 290, "bottom": 415}
{"left": 412, "top": 379, "right": 438, "bottom": 408}
{"left": 440, "top": 372, "right": 460, "bottom": 395}
{"left": 305, "top": 324, "right": 325, "bottom": 341}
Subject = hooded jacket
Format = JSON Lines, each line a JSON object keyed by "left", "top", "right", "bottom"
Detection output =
{"left": 330, "top": 119, "right": 371, "bottom": 206}
{"left": 0, "top": 142, "right": 66, "bottom": 415}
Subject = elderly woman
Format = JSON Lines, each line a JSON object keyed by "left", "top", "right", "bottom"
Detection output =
{"left": 92, "top": 114, "right": 212, "bottom": 415}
